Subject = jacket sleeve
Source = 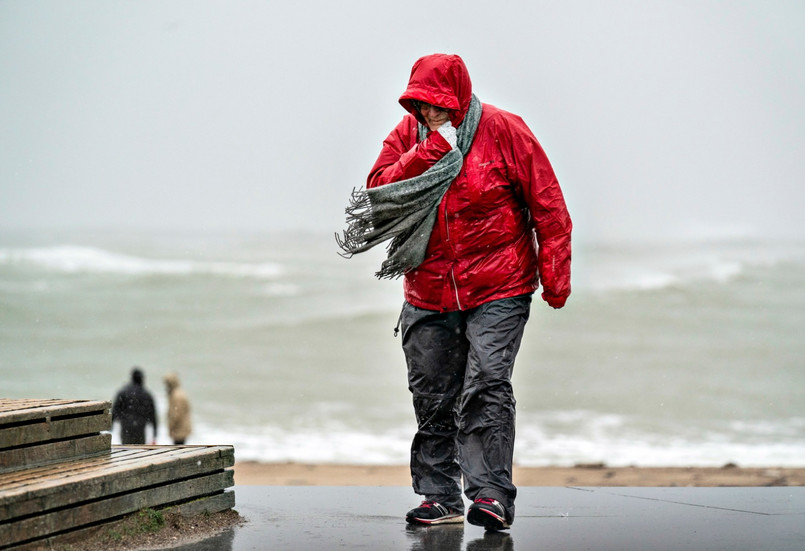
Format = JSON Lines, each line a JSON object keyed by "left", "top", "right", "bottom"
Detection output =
{"left": 147, "top": 395, "right": 158, "bottom": 431}
{"left": 503, "top": 115, "right": 572, "bottom": 308}
{"left": 111, "top": 393, "right": 120, "bottom": 422}
{"left": 367, "top": 116, "right": 453, "bottom": 188}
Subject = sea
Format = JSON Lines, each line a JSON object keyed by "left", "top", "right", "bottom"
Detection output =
{"left": 1, "top": 228, "right": 803, "bottom": 468}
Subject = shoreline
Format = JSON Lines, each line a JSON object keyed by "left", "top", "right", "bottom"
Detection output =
{"left": 233, "top": 461, "right": 805, "bottom": 487}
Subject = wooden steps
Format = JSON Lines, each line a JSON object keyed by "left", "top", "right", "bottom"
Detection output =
{"left": 0, "top": 399, "right": 235, "bottom": 550}
{"left": 1, "top": 399, "right": 112, "bottom": 473}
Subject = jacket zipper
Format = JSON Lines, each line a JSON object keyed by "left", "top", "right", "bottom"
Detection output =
{"left": 443, "top": 199, "right": 450, "bottom": 242}
{"left": 443, "top": 202, "right": 463, "bottom": 310}
{"left": 450, "top": 267, "right": 462, "bottom": 310}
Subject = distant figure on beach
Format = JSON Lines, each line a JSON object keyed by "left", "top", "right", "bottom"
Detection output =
{"left": 338, "top": 54, "right": 571, "bottom": 530}
{"left": 112, "top": 367, "right": 158, "bottom": 445}
{"left": 163, "top": 372, "right": 192, "bottom": 445}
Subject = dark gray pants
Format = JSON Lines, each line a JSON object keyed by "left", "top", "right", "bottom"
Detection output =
{"left": 400, "top": 294, "right": 532, "bottom": 522}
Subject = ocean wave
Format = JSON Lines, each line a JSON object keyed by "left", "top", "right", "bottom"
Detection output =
{"left": 173, "top": 412, "right": 805, "bottom": 468}
{"left": 579, "top": 240, "right": 805, "bottom": 293}
{"left": 596, "top": 261, "right": 743, "bottom": 292}
{"left": 583, "top": 262, "right": 742, "bottom": 292}
{"left": 514, "top": 410, "right": 805, "bottom": 467}
{"left": 261, "top": 283, "right": 301, "bottom": 297}
{"left": 187, "top": 422, "right": 412, "bottom": 465}
{"left": 0, "top": 245, "right": 283, "bottom": 279}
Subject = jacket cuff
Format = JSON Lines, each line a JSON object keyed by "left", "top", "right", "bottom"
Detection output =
{"left": 427, "top": 129, "right": 453, "bottom": 152}
{"left": 541, "top": 290, "right": 568, "bottom": 309}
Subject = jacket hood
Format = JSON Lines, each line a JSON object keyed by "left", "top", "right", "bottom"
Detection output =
{"left": 399, "top": 53, "right": 473, "bottom": 128}
{"left": 163, "top": 372, "right": 180, "bottom": 391}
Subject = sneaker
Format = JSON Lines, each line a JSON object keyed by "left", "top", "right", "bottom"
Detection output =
{"left": 467, "top": 498, "right": 511, "bottom": 531}
{"left": 406, "top": 500, "right": 465, "bottom": 525}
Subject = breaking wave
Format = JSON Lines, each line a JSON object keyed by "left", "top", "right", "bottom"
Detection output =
{"left": 0, "top": 245, "right": 283, "bottom": 279}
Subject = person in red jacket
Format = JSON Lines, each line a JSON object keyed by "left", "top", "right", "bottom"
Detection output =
{"left": 352, "top": 53, "right": 571, "bottom": 531}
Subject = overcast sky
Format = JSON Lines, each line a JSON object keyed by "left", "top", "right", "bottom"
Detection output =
{"left": 2, "top": 1, "right": 803, "bottom": 244}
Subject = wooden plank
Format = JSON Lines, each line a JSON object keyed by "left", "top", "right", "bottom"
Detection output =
{"left": 0, "top": 447, "right": 152, "bottom": 487}
{"left": 0, "top": 412, "right": 111, "bottom": 448}
{"left": 0, "top": 471, "right": 234, "bottom": 547}
{"left": 0, "top": 447, "right": 147, "bottom": 486}
{"left": 170, "top": 490, "right": 236, "bottom": 516}
{"left": 0, "top": 399, "right": 108, "bottom": 417}
{"left": 0, "top": 400, "right": 109, "bottom": 427}
{"left": 11, "top": 491, "right": 237, "bottom": 551}
{"left": 0, "top": 446, "right": 234, "bottom": 518}
{"left": 0, "top": 445, "right": 226, "bottom": 489}
{"left": 0, "top": 433, "right": 111, "bottom": 472}
{"left": 0, "top": 399, "right": 78, "bottom": 415}
{"left": 0, "top": 446, "right": 234, "bottom": 519}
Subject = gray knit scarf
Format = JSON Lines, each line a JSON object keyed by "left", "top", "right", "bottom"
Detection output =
{"left": 336, "top": 94, "right": 482, "bottom": 279}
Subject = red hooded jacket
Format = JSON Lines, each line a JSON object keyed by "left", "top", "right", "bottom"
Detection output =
{"left": 368, "top": 54, "right": 572, "bottom": 312}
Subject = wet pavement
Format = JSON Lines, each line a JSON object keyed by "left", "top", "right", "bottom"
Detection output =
{"left": 181, "top": 485, "right": 805, "bottom": 550}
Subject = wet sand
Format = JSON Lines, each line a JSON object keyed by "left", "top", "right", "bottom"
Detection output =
{"left": 233, "top": 461, "right": 805, "bottom": 487}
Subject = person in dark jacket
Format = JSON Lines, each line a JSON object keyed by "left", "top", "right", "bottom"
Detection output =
{"left": 112, "top": 367, "right": 158, "bottom": 445}
{"left": 355, "top": 54, "right": 572, "bottom": 531}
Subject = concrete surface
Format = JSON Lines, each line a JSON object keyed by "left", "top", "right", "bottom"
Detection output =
{"left": 176, "top": 485, "right": 805, "bottom": 550}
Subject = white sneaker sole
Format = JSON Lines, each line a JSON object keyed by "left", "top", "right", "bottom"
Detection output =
{"left": 467, "top": 507, "right": 510, "bottom": 531}
{"left": 407, "top": 513, "right": 465, "bottom": 525}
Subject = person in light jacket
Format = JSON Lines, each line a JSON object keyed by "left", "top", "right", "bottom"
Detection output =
{"left": 163, "top": 372, "right": 192, "bottom": 445}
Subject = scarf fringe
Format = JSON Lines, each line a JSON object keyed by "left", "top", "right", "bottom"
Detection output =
{"left": 334, "top": 187, "right": 373, "bottom": 257}
{"left": 335, "top": 187, "right": 419, "bottom": 259}
{"left": 375, "top": 259, "right": 405, "bottom": 280}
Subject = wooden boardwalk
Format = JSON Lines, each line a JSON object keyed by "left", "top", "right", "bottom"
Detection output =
{"left": 0, "top": 399, "right": 235, "bottom": 550}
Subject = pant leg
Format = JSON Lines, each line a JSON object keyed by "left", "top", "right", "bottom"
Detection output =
{"left": 401, "top": 301, "right": 468, "bottom": 512}
{"left": 457, "top": 294, "right": 532, "bottom": 522}
{"left": 121, "top": 422, "right": 146, "bottom": 445}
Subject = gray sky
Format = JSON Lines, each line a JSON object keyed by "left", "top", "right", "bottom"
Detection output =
{"left": 2, "top": 0, "right": 803, "bottom": 244}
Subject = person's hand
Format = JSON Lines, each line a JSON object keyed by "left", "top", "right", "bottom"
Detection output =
{"left": 542, "top": 290, "right": 567, "bottom": 309}
{"left": 437, "top": 121, "right": 458, "bottom": 149}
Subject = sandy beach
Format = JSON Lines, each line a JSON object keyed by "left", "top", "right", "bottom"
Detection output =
{"left": 233, "top": 462, "right": 805, "bottom": 487}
